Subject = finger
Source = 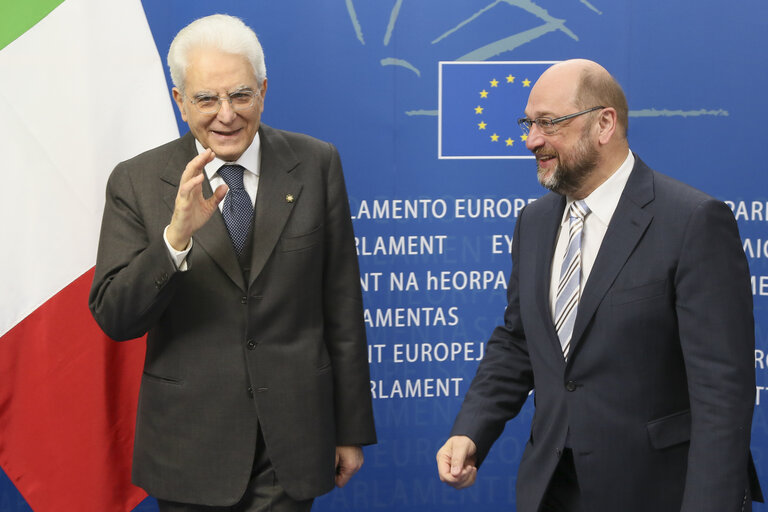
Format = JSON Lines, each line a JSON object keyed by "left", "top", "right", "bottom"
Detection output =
{"left": 437, "top": 439, "right": 478, "bottom": 486}
{"left": 335, "top": 462, "right": 356, "bottom": 488}
{"left": 438, "top": 452, "right": 476, "bottom": 489}
{"left": 338, "top": 451, "right": 362, "bottom": 473}
{"left": 436, "top": 446, "right": 454, "bottom": 481}
{"left": 439, "top": 468, "right": 476, "bottom": 489}
{"left": 195, "top": 147, "right": 215, "bottom": 168}
{"left": 181, "top": 148, "right": 215, "bottom": 183}
{"left": 206, "top": 183, "right": 229, "bottom": 209}
{"left": 453, "top": 466, "right": 477, "bottom": 489}
{"left": 450, "top": 441, "right": 469, "bottom": 477}
{"left": 335, "top": 471, "right": 352, "bottom": 488}
{"left": 178, "top": 172, "right": 206, "bottom": 198}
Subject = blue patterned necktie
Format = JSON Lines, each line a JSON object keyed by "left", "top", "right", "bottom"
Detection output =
{"left": 554, "top": 200, "right": 590, "bottom": 360}
{"left": 217, "top": 164, "right": 253, "bottom": 255}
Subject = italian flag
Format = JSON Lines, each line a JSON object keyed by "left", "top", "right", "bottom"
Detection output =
{"left": 0, "top": 0, "right": 178, "bottom": 510}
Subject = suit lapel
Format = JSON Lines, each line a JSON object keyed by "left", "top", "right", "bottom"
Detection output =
{"left": 160, "top": 132, "right": 245, "bottom": 291}
{"left": 569, "top": 157, "right": 655, "bottom": 357}
{"left": 247, "top": 125, "right": 303, "bottom": 288}
{"left": 533, "top": 194, "right": 569, "bottom": 357}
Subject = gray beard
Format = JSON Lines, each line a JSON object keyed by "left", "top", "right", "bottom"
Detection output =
{"left": 536, "top": 133, "right": 599, "bottom": 197}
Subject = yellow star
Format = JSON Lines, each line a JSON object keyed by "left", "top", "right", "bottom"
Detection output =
{"left": 520, "top": 134, "right": 528, "bottom": 142}
{"left": 490, "top": 79, "right": 499, "bottom": 87}
{"left": 478, "top": 121, "right": 487, "bottom": 130}
{"left": 505, "top": 137, "right": 514, "bottom": 146}
{"left": 474, "top": 105, "right": 483, "bottom": 114}
{"left": 506, "top": 74, "right": 515, "bottom": 83}
{"left": 522, "top": 78, "right": 531, "bottom": 87}
{"left": 491, "top": 133, "right": 499, "bottom": 142}
{"left": 479, "top": 89, "right": 489, "bottom": 98}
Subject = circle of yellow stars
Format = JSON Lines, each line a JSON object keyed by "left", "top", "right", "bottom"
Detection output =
{"left": 475, "top": 74, "right": 531, "bottom": 148}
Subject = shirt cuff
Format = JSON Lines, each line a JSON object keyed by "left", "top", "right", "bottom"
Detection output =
{"left": 163, "top": 225, "right": 192, "bottom": 271}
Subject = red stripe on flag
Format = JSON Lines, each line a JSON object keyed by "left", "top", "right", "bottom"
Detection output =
{"left": 0, "top": 268, "right": 147, "bottom": 512}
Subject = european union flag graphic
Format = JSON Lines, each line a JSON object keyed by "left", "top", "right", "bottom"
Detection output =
{"left": 439, "top": 61, "right": 557, "bottom": 159}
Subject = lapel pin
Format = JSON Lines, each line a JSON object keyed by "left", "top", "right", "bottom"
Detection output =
{"left": 285, "top": 194, "right": 295, "bottom": 203}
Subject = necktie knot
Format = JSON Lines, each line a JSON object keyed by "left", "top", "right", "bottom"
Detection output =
{"left": 218, "top": 164, "right": 246, "bottom": 190}
{"left": 569, "top": 200, "right": 590, "bottom": 222}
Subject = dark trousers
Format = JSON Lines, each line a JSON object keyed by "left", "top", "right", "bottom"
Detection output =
{"left": 157, "top": 429, "right": 313, "bottom": 512}
{"left": 539, "top": 448, "right": 581, "bottom": 512}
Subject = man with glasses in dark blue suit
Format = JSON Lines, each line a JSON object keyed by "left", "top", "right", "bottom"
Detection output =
{"left": 437, "top": 59, "right": 761, "bottom": 512}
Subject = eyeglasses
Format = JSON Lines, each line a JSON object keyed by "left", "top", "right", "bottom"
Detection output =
{"left": 187, "top": 89, "right": 259, "bottom": 114}
{"left": 517, "top": 106, "right": 605, "bottom": 135}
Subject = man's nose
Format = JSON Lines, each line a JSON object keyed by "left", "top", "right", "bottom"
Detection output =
{"left": 216, "top": 99, "right": 237, "bottom": 123}
{"left": 525, "top": 124, "right": 545, "bottom": 152}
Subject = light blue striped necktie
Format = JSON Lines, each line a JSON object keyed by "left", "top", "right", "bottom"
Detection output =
{"left": 554, "top": 200, "right": 590, "bottom": 360}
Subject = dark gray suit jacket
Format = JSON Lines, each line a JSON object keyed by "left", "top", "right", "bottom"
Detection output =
{"left": 89, "top": 125, "right": 376, "bottom": 505}
{"left": 452, "top": 156, "right": 761, "bottom": 511}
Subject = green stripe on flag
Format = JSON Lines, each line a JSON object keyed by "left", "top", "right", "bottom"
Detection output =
{"left": 0, "top": 0, "right": 66, "bottom": 50}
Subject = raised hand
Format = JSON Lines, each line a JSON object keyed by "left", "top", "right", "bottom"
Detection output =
{"left": 166, "top": 149, "right": 228, "bottom": 250}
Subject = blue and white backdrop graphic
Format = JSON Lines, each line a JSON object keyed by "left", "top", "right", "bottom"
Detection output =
{"left": 440, "top": 61, "right": 555, "bottom": 159}
{"left": 3, "top": 1, "right": 768, "bottom": 510}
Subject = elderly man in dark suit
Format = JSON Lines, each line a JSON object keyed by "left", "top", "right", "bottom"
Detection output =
{"left": 436, "top": 59, "right": 761, "bottom": 512}
{"left": 89, "top": 14, "right": 375, "bottom": 512}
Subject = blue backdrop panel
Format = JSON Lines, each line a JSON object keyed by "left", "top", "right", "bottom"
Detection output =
{"left": 2, "top": 1, "right": 766, "bottom": 510}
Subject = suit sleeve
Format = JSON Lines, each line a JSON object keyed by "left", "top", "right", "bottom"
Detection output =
{"left": 450, "top": 207, "right": 535, "bottom": 466}
{"left": 675, "top": 199, "right": 756, "bottom": 511}
{"left": 321, "top": 143, "right": 377, "bottom": 446}
{"left": 88, "top": 163, "right": 181, "bottom": 341}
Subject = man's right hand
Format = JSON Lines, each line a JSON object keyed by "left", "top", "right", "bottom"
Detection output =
{"left": 436, "top": 435, "right": 478, "bottom": 489}
{"left": 166, "top": 149, "right": 228, "bottom": 251}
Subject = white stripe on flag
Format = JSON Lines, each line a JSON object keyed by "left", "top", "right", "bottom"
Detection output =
{"left": 0, "top": 0, "right": 179, "bottom": 337}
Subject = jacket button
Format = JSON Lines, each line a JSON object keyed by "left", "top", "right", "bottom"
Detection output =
{"left": 566, "top": 381, "right": 577, "bottom": 392}
{"left": 247, "top": 387, "right": 254, "bottom": 398}
{"left": 247, "top": 339, "right": 256, "bottom": 350}
{"left": 556, "top": 448, "right": 562, "bottom": 457}
{"left": 241, "top": 296, "right": 248, "bottom": 304}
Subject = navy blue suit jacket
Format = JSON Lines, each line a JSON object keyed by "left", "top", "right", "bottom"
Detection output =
{"left": 452, "top": 156, "right": 761, "bottom": 512}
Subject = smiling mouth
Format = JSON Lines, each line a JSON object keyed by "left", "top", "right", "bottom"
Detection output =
{"left": 536, "top": 154, "right": 557, "bottom": 163}
{"left": 212, "top": 128, "right": 242, "bottom": 137}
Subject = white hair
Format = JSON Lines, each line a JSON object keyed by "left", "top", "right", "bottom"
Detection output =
{"left": 167, "top": 14, "right": 267, "bottom": 92}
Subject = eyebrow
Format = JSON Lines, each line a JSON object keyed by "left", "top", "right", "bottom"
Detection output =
{"left": 192, "top": 86, "right": 255, "bottom": 98}
{"left": 229, "top": 86, "right": 255, "bottom": 94}
{"left": 526, "top": 110, "right": 557, "bottom": 119}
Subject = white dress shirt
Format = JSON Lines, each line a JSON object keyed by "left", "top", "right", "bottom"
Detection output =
{"left": 549, "top": 150, "right": 635, "bottom": 318}
{"left": 164, "top": 133, "right": 262, "bottom": 269}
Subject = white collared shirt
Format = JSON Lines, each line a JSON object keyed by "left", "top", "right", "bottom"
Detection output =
{"left": 549, "top": 150, "right": 635, "bottom": 317}
{"left": 197, "top": 134, "right": 261, "bottom": 209}
{"left": 164, "top": 133, "right": 262, "bottom": 268}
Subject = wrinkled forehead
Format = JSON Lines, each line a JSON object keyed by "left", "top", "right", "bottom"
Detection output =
{"left": 184, "top": 47, "right": 260, "bottom": 92}
{"left": 524, "top": 67, "right": 580, "bottom": 118}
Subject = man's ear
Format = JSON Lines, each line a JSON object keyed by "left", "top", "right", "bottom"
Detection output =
{"left": 597, "top": 107, "right": 617, "bottom": 145}
{"left": 172, "top": 87, "right": 188, "bottom": 122}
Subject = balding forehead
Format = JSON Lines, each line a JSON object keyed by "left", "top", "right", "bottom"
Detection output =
{"left": 525, "top": 69, "right": 579, "bottom": 116}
